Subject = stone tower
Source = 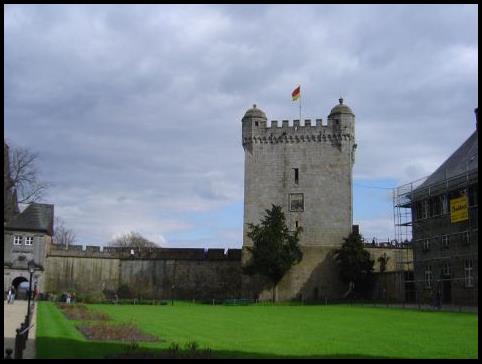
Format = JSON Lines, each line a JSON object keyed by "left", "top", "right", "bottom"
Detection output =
{"left": 241, "top": 98, "right": 357, "bottom": 301}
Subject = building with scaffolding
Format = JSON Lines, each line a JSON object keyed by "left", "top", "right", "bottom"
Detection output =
{"left": 393, "top": 108, "right": 478, "bottom": 306}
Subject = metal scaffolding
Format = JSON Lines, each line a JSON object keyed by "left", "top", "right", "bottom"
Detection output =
{"left": 392, "top": 176, "right": 428, "bottom": 244}
{"left": 392, "top": 169, "right": 478, "bottom": 306}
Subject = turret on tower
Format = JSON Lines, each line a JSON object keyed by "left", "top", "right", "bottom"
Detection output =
{"left": 242, "top": 104, "right": 267, "bottom": 152}
{"left": 328, "top": 97, "right": 355, "bottom": 138}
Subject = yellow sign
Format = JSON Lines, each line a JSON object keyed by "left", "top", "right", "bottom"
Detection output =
{"left": 450, "top": 195, "right": 468, "bottom": 223}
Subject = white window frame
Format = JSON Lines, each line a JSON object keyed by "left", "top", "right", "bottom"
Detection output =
{"left": 431, "top": 196, "right": 441, "bottom": 217}
{"left": 25, "top": 236, "right": 33, "bottom": 246}
{"left": 440, "top": 194, "right": 448, "bottom": 215}
{"left": 13, "top": 235, "right": 23, "bottom": 245}
{"left": 423, "top": 239, "right": 430, "bottom": 251}
{"left": 464, "top": 260, "right": 474, "bottom": 288}
{"left": 425, "top": 265, "right": 432, "bottom": 288}
{"left": 442, "top": 262, "right": 451, "bottom": 277}
{"left": 422, "top": 199, "right": 429, "bottom": 219}
{"left": 441, "top": 234, "right": 449, "bottom": 249}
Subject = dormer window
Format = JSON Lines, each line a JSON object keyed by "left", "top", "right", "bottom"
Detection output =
{"left": 13, "top": 235, "right": 22, "bottom": 245}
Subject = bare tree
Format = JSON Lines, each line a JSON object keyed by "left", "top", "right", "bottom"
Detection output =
{"left": 108, "top": 231, "right": 159, "bottom": 248}
{"left": 54, "top": 216, "right": 77, "bottom": 248}
{"left": 6, "top": 143, "right": 49, "bottom": 204}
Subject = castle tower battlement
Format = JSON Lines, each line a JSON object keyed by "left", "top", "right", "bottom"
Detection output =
{"left": 242, "top": 100, "right": 356, "bottom": 157}
{"left": 242, "top": 120, "right": 354, "bottom": 146}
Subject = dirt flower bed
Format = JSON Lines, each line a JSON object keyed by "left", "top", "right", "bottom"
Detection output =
{"left": 77, "top": 322, "right": 159, "bottom": 342}
{"left": 58, "top": 303, "right": 110, "bottom": 321}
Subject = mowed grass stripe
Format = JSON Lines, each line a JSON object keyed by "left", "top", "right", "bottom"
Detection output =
{"left": 36, "top": 301, "right": 85, "bottom": 340}
{"left": 38, "top": 302, "right": 478, "bottom": 359}
{"left": 90, "top": 303, "right": 478, "bottom": 358}
{"left": 36, "top": 302, "right": 128, "bottom": 359}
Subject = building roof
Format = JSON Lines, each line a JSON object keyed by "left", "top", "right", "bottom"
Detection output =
{"left": 329, "top": 98, "right": 354, "bottom": 116}
{"left": 243, "top": 104, "right": 267, "bottom": 119}
{"left": 417, "top": 130, "right": 478, "bottom": 190}
{"left": 5, "top": 203, "right": 54, "bottom": 236}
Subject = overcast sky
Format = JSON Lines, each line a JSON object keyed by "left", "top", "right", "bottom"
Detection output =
{"left": 4, "top": 4, "right": 478, "bottom": 248}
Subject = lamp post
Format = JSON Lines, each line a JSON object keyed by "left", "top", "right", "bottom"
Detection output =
{"left": 26, "top": 260, "right": 35, "bottom": 326}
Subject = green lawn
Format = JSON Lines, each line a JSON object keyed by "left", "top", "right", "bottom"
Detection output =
{"left": 36, "top": 301, "right": 478, "bottom": 359}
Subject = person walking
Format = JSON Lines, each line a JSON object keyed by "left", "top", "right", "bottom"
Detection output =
{"left": 34, "top": 284, "right": 40, "bottom": 301}
{"left": 10, "top": 286, "right": 16, "bottom": 304}
{"left": 7, "top": 287, "right": 12, "bottom": 304}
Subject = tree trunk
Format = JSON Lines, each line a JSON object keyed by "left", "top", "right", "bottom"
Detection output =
{"left": 272, "top": 283, "right": 276, "bottom": 303}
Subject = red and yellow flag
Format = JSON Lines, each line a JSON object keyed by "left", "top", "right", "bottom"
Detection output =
{"left": 292, "top": 85, "right": 301, "bottom": 101}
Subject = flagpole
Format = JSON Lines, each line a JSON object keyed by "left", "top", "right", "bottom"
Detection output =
{"left": 299, "top": 87, "right": 302, "bottom": 122}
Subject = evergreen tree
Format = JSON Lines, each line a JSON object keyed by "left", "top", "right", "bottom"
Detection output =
{"left": 334, "top": 232, "right": 375, "bottom": 299}
{"left": 243, "top": 205, "right": 303, "bottom": 302}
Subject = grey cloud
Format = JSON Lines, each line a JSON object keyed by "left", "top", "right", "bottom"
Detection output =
{"left": 5, "top": 4, "right": 477, "bottom": 245}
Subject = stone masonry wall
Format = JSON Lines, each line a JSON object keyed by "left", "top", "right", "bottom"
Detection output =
{"left": 42, "top": 244, "right": 411, "bottom": 302}
{"left": 43, "top": 245, "right": 242, "bottom": 300}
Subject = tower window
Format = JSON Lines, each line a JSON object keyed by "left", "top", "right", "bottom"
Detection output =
{"left": 294, "top": 168, "right": 299, "bottom": 185}
{"left": 295, "top": 221, "right": 299, "bottom": 229}
{"left": 255, "top": 121, "right": 259, "bottom": 127}
{"left": 289, "top": 193, "right": 304, "bottom": 212}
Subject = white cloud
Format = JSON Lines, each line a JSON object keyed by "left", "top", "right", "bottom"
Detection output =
{"left": 355, "top": 218, "right": 395, "bottom": 242}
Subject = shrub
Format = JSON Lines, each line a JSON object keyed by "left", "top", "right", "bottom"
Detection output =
{"left": 185, "top": 341, "right": 199, "bottom": 352}
{"left": 76, "top": 291, "right": 107, "bottom": 304}
{"left": 102, "top": 289, "right": 117, "bottom": 301}
{"left": 117, "top": 284, "right": 132, "bottom": 299}
{"left": 106, "top": 341, "right": 212, "bottom": 359}
{"left": 167, "top": 342, "right": 181, "bottom": 355}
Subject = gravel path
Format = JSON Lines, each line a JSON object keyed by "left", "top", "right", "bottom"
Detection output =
{"left": 4, "top": 299, "right": 37, "bottom": 359}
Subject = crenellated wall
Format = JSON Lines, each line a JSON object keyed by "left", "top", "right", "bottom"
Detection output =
{"left": 242, "top": 118, "right": 355, "bottom": 149}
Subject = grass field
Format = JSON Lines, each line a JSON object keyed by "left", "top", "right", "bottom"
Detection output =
{"left": 36, "top": 301, "right": 478, "bottom": 359}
